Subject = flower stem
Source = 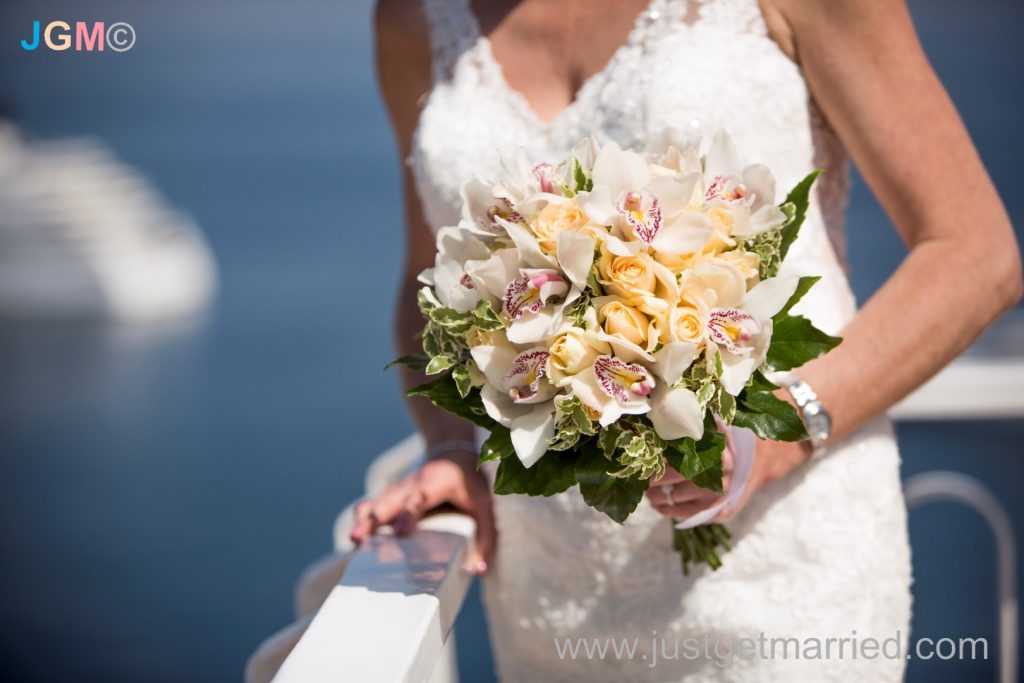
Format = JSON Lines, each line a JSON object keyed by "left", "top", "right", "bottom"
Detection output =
{"left": 673, "top": 523, "right": 732, "bottom": 575}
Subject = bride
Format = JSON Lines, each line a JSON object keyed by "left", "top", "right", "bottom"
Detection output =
{"left": 353, "top": 0, "right": 1022, "bottom": 680}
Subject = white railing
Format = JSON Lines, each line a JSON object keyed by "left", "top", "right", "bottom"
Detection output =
{"left": 248, "top": 314, "right": 1024, "bottom": 683}
{"left": 273, "top": 515, "right": 474, "bottom": 683}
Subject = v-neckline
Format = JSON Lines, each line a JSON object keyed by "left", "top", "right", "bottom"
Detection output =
{"left": 465, "top": 0, "right": 662, "bottom": 133}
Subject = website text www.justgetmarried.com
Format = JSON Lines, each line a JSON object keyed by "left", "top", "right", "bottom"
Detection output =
{"left": 554, "top": 631, "right": 988, "bottom": 669}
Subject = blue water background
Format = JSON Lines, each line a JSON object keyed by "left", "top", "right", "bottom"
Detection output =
{"left": 0, "top": 1, "right": 1021, "bottom": 681}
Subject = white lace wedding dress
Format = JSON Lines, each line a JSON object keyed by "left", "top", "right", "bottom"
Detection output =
{"left": 410, "top": 1, "right": 913, "bottom": 680}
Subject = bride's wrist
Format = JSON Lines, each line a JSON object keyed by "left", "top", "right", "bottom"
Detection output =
{"left": 758, "top": 439, "right": 813, "bottom": 486}
{"left": 425, "top": 439, "right": 478, "bottom": 469}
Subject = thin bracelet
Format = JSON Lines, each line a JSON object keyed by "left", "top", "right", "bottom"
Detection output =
{"left": 426, "top": 439, "right": 478, "bottom": 460}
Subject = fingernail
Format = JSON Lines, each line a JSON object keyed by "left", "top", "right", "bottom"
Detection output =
{"left": 393, "top": 518, "right": 407, "bottom": 535}
{"left": 476, "top": 560, "right": 488, "bottom": 575}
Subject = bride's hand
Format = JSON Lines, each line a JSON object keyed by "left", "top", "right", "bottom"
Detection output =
{"left": 646, "top": 446, "right": 735, "bottom": 519}
{"left": 646, "top": 439, "right": 810, "bottom": 521}
{"left": 349, "top": 450, "right": 496, "bottom": 575}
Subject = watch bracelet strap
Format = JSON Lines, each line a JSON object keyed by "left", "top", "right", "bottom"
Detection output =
{"left": 768, "top": 371, "right": 830, "bottom": 457}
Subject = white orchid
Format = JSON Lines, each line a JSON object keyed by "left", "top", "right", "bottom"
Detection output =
{"left": 571, "top": 355, "right": 655, "bottom": 427}
{"left": 418, "top": 226, "right": 491, "bottom": 312}
{"left": 495, "top": 218, "right": 596, "bottom": 344}
{"left": 471, "top": 341, "right": 558, "bottom": 468}
{"left": 647, "top": 340, "right": 705, "bottom": 441}
{"left": 459, "top": 177, "right": 524, "bottom": 238}
{"left": 701, "top": 131, "right": 789, "bottom": 237}
{"left": 702, "top": 273, "right": 800, "bottom": 395}
{"left": 576, "top": 141, "right": 713, "bottom": 255}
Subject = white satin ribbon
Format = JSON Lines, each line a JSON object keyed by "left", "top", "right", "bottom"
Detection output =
{"left": 674, "top": 426, "right": 756, "bottom": 530}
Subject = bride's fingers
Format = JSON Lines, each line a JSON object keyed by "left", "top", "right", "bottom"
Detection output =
{"left": 393, "top": 487, "right": 428, "bottom": 536}
{"left": 650, "top": 487, "right": 723, "bottom": 513}
{"left": 350, "top": 482, "right": 409, "bottom": 542}
{"left": 645, "top": 481, "right": 710, "bottom": 506}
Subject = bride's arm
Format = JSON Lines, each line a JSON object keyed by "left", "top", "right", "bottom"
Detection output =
{"left": 763, "top": 0, "right": 1021, "bottom": 440}
{"left": 376, "top": 0, "right": 477, "bottom": 453}
{"left": 651, "top": 0, "right": 1022, "bottom": 518}
{"left": 350, "top": 0, "right": 495, "bottom": 573}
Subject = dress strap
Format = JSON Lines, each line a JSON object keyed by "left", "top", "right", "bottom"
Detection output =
{"left": 419, "top": 0, "right": 482, "bottom": 83}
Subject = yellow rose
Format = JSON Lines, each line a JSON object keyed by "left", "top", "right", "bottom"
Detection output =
{"left": 599, "top": 250, "right": 657, "bottom": 299}
{"left": 548, "top": 329, "right": 607, "bottom": 387}
{"left": 598, "top": 300, "right": 650, "bottom": 347}
{"left": 530, "top": 199, "right": 589, "bottom": 253}
{"left": 669, "top": 302, "right": 709, "bottom": 345}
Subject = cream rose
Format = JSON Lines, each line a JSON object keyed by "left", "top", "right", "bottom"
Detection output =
{"left": 530, "top": 199, "right": 589, "bottom": 253}
{"left": 669, "top": 302, "right": 709, "bottom": 346}
{"left": 548, "top": 328, "right": 608, "bottom": 387}
{"left": 598, "top": 300, "right": 650, "bottom": 347}
{"left": 682, "top": 261, "right": 747, "bottom": 309}
{"left": 599, "top": 250, "right": 656, "bottom": 298}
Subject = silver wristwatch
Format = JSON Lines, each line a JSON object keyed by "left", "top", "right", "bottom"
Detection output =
{"left": 770, "top": 372, "right": 832, "bottom": 454}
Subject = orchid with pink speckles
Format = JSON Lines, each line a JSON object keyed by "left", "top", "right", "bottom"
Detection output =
{"left": 396, "top": 130, "right": 840, "bottom": 573}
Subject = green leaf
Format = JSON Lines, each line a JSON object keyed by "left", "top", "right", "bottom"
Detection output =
{"left": 664, "top": 418, "right": 726, "bottom": 493}
{"left": 471, "top": 299, "right": 505, "bottom": 331}
{"left": 745, "top": 369, "right": 779, "bottom": 393}
{"left": 572, "top": 158, "right": 593, "bottom": 193}
{"left": 549, "top": 395, "right": 597, "bottom": 452}
{"left": 732, "top": 390, "right": 808, "bottom": 442}
{"left": 766, "top": 315, "right": 842, "bottom": 372}
{"left": 715, "top": 388, "right": 736, "bottom": 424}
{"left": 451, "top": 364, "right": 473, "bottom": 397}
{"left": 778, "top": 170, "right": 821, "bottom": 259}
{"left": 598, "top": 423, "right": 629, "bottom": 458}
{"left": 385, "top": 353, "right": 428, "bottom": 372}
{"left": 493, "top": 449, "right": 577, "bottom": 497}
{"left": 425, "top": 355, "right": 455, "bottom": 375}
{"left": 477, "top": 427, "right": 514, "bottom": 467}
{"left": 773, "top": 276, "right": 820, "bottom": 320}
{"left": 565, "top": 293, "right": 591, "bottom": 327}
{"left": 407, "top": 376, "right": 493, "bottom": 429}
{"left": 550, "top": 178, "right": 574, "bottom": 197}
{"left": 574, "top": 442, "right": 647, "bottom": 523}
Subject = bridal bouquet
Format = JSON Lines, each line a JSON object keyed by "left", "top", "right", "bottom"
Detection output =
{"left": 394, "top": 131, "right": 840, "bottom": 573}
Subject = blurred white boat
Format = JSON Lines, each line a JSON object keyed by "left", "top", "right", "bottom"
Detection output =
{"left": 0, "top": 122, "right": 216, "bottom": 322}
